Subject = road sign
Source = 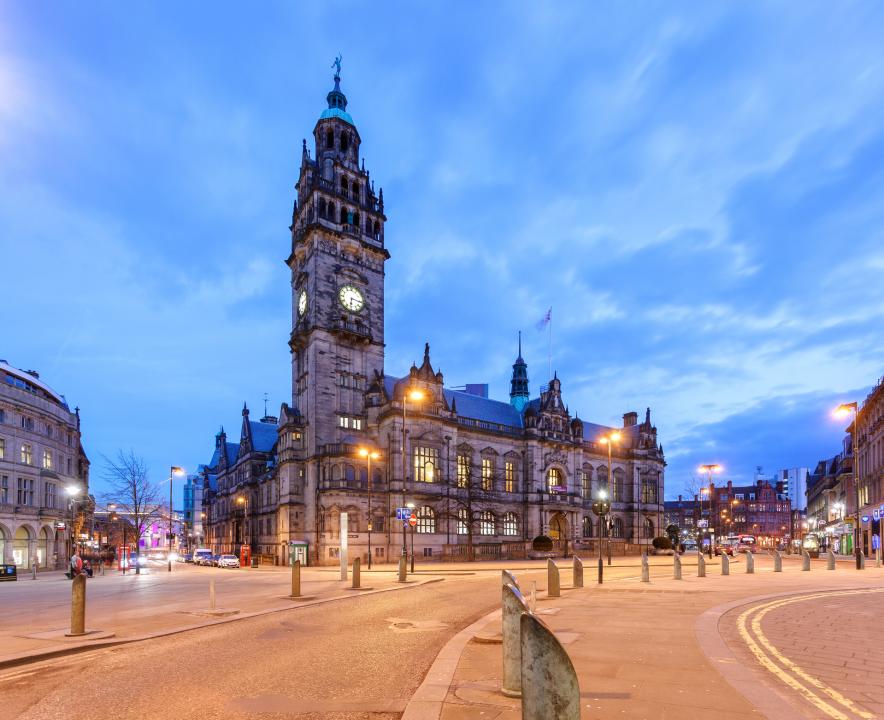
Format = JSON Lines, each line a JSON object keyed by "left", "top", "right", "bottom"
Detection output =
{"left": 408, "top": 515, "right": 417, "bottom": 527}
{"left": 396, "top": 507, "right": 411, "bottom": 520}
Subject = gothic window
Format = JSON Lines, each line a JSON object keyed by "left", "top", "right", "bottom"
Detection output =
{"left": 546, "top": 467, "right": 563, "bottom": 494}
{"left": 344, "top": 465, "right": 355, "bottom": 484}
{"left": 456, "top": 508, "right": 468, "bottom": 535}
{"left": 502, "top": 512, "right": 518, "bottom": 536}
{"left": 596, "top": 465, "right": 608, "bottom": 494}
{"left": 325, "top": 129, "right": 334, "bottom": 149}
{"left": 504, "top": 461, "right": 515, "bottom": 493}
{"left": 340, "top": 132, "right": 349, "bottom": 153}
{"left": 581, "top": 470, "right": 591, "bottom": 499}
{"left": 613, "top": 469, "right": 625, "bottom": 502}
{"left": 416, "top": 506, "right": 435, "bottom": 534}
{"left": 413, "top": 446, "right": 438, "bottom": 483}
{"left": 611, "top": 516, "right": 624, "bottom": 538}
{"left": 456, "top": 455, "right": 470, "bottom": 488}
{"left": 479, "top": 511, "right": 495, "bottom": 535}
{"left": 641, "top": 476, "right": 658, "bottom": 504}
{"left": 339, "top": 206, "right": 347, "bottom": 224}
{"left": 582, "top": 516, "right": 593, "bottom": 538}
{"left": 481, "top": 458, "right": 493, "bottom": 491}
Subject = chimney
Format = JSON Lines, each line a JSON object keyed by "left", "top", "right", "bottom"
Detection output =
{"left": 623, "top": 411, "right": 638, "bottom": 427}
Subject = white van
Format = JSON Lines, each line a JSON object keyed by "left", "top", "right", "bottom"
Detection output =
{"left": 192, "top": 548, "right": 213, "bottom": 566}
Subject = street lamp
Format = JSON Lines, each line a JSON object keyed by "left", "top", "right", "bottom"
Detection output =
{"left": 834, "top": 402, "right": 863, "bottom": 569}
{"left": 698, "top": 464, "right": 722, "bottom": 558}
{"left": 236, "top": 495, "right": 249, "bottom": 564}
{"left": 358, "top": 447, "right": 380, "bottom": 569}
{"left": 592, "top": 488, "right": 611, "bottom": 583}
{"left": 406, "top": 501, "right": 416, "bottom": 574}
{"left": 168, "top": 466, "right": 185, "bottom": 572}
{"left": 599, "top": 431, "right": 621, "bottom": 565}
{"left": 65, "top": 484, "right": 82, "bottom": 563}
{"left": 401, "top": 387, "right": 425, "bottom": 560}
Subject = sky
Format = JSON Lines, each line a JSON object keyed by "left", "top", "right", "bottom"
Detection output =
{"left": 2, "top": 2, "right": 884, "bottom": 505}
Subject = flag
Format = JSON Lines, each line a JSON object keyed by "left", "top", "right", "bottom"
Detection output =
{"left": 536, "top": 307, "right": 552, "bottom": 331}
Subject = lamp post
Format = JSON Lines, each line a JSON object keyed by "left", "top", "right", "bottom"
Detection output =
{"left": 698, "top": 464, "right": 722, "bottom": 557}
{"left": 65, "top": 484, "right": 81, "bottom": 564}
{"left": 592, "top": 488, "right": 610, "bottom": 583}
{"left": 168, "top": 466, "right": 184, "bottom": 572}
{"left": 406, "top": 501, "right": 416, "bottom": 573}
{"left": 236, "top": 495, "right": 249, "bottom": 564}
{"left": 834, "top": 402, "right": 862, "bottom": 569}
{"left": 400, "top": 387, "right": 425, "bottom": 561}
{"left": 599, "top": 431, "right": 621, "bottom": 565}
{"left": 358, "top": 447, "right": 380, "bottom": 569}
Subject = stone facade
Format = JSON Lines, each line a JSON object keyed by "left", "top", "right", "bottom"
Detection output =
{"left": 0, "top": 360, "right": 89, "bottom": 569}
{"left": 853, "top": 374, "right": 884, "bottom": 555}
{"left": 203, "top": 68, "right": 666, "bottom": 565}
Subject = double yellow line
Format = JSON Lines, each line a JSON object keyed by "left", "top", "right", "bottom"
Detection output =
{"left": 736, "top": 589, "right": 880, "bottom": 720}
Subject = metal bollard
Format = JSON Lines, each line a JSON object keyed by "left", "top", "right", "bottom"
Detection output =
{"left": 502, "top": 569, "right": 521, "bottom": 591}
{"left": 597, "top": 556, "right": 603, "bottom": 585}
{"left": 572, "top": 556, "right": 583, "bottom": 588}
{"left": 746, "top": 553, "right": 754, "bottom": 574}
{"left": 69, "top": 574, "right": 86, "bottom": 636}
{"left": 721, "top": 554, "right": 730, "bottom": 576}
{"left": 210, "top": 578, "right": 216, "bottom": 609}
{"left": 352, "top": 557, "right": 361, "bottom": 589}
{"left": 520, "top": 613, "right": 580, "bottom": 720}
{"left": 673, "top": 553, "right": 682, "bottom": 580}
{"left": 827, "top": 549, "right": 836, "bottom": 570}
{"left": 802, "top": 550, "right": 811, "bottom": 571}
{"left": 501, "top": 583, "right": 530, "bottom": 697}
{"left": 291, "top": 560, "right": 301, "bottom": 598}
{"left": 697, "top": 552, "right": 706, "bottom": 577}
{"left": 398, "top": 555, "right": 407, "bottom": 583}
{"left": 773, "top": 551, "right": 782, "bottom": 572}
{"left": 641, "top": 552, "right": 650, "bottom": 583}
{"left": 546, "top": 559, "right": 560, "bottom": 598}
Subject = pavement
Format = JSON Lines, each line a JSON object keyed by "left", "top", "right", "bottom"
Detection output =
{"left": 408, "top": 553, "right": 884, "bottom": 720}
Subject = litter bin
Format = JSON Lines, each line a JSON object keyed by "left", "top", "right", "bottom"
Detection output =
{"left": 0, "top": 564, "right": 17, "bottom": 582}
{"left": 251, "top": 557, "right": 259, "bottom": 568}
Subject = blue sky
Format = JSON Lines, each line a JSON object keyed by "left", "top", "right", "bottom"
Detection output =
{"left": 3, "top": 2, "right": 883, "bottom": 504}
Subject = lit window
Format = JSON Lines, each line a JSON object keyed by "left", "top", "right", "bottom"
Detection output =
{"left": 352, "top": 418, "right": 362, "bottom": 430}
{"left": 413, "top": 446, "right": 438, "bottom": 483}
{"left": 457, "top": 455, "right": 470, "bottom": 488}
{"left": 504, "top": 461, "right": 515, "bottom": 492}
{"left": 416, "top": 506, "right": 435, "bottom": 534}
{"left": 546, "top": 468, "right": 563, "bottom": 494}
{"left": 481, "top": 458, "right": 493, "bottom": 491}
{"left": 339, "top": 416, "right": 349, "bottom": 428}
{"left": 21, "top": 443, "right": 32, "bottom": 465}
{"left": 479, "top": 510, "right": 495, "bottom": 535}
{"left": 0, "top": 438, "right": 5, "bottom": 460}
{"left": 582, "top": 470, "right": 591, "bottom": 498}
{"left": 502, "top": 512, "right": 518, "bottom": 536}
{"left": 42, "top": 449, "right": 52, "bottom": 470}
{"left": 582, "top": 516, "right": 593, "bottom": 538}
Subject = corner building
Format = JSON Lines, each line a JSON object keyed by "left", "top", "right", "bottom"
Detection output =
{"left": 203, "top": 70, "right": 666, "bottom": 565}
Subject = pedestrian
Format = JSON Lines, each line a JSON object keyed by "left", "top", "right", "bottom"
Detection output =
{"left": 68, "top": 550, "right": 83, "bottom": 579}
{"left": 82, "top": 558, "right": 93, "bottom": 578}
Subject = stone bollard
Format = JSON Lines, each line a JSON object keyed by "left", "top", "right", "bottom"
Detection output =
{"left": 641, "top": 552, "right": 650, "bottom": 583}
{"left": 802, "top": 550, "right": 811, "bottom": 571}
{"left": 673, "top": 553, "right": 682, "bottom": 580}
{"left": 860, "top": 551, "right": 866, "bottom": 570}
{"left": 291, "top": 560, "right": 301, "bottom": 597}
{"left": 572, "top": 556, "right": 583, "bottom": 588}
{"left": 697, "top": 553, "right": 706, "bottom": 577}
{"left": 352, "top": 557, "right": 361, "bottom": 589}
{"left": 398, "top": 555, "right": 407, "bottom": 583}
{"left": 210, "top": 578, "right": 216, "bottom": 609}
{"left": 721, "top": 554, "right": 730, "bottom": 576}
{"left": 69, "top": 574, "right": 86, "bottom": 636}
{"left": 31, "top": 563, "right": 37, "bottom": 580}
{"left": 520, "top": 613, "right": 580, "bottom": 720}
{"left": 502, "top": 569, "right": 521, "bottom": 592}
{"left": 774, "top": 551, "right": 782, "bottom": 572}
{"left": 877, "top": 547, "right": 882, "bottom": 568}
{"left": 501, "top": 583, "right": 531, "bottom": 697}
{"left": 827, "top": 549, "right": 836, "bottom": 570}
{"left": 547, "top": 559, "right": 560, "bottom": 598}
{"left": 745, "top": 552, "right": 755, "bottom": 574}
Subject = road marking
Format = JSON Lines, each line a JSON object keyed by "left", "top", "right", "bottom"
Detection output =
{"left": 736, "top": 589, "right": 881, "bottom": 720}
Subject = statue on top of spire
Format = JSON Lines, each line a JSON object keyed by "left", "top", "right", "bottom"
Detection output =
{"left": 332, "top": 53, "right": 342, "bottom": 78}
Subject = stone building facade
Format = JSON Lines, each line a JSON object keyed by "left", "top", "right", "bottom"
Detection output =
{"left": 853, "top": 374, "right": 884, "bottom": 555}
{"left": 0, "top": 360, "right": 89, "bottom": 569}
{"left": 203, "top": 68, "right": 666, "bottom": 565}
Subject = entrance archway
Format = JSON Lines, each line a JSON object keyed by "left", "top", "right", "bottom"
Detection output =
{"left": 38, "top": 526, "right": 53, "bottom": 568}
{"left": 548, "top": 512, "right": 568, "bottom": 540}
{"left": 0, "top": 525, "right": 8, "bottom": 563}
{"left": 13, "top": 526, "right": 31, "bottom": 567}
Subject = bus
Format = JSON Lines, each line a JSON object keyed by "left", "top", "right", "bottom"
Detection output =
{"left": 736, "top": 534, "right": 756, "bottom": 553}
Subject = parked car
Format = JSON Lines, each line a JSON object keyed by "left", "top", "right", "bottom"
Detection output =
{"left": 210, "top": 554, "right": 222, "bottom": 566}
{"left": 176, "top": 553, "right": 192, "bottom": 563}
{"left": 218, "top": 554, "right": 240, "bottom": 569}
{"left": 192, "top": 548, "right": 213, "bottom": 566}
{"left": 714, "top": 543, "right": 735, "bottom": 556}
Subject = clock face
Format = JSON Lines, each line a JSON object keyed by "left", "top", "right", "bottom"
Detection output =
{"left": 339, "top": 285, "right": 364, "bottom": 312}
{"left": 298, "top": 290, "right": 307, "bottom": 317}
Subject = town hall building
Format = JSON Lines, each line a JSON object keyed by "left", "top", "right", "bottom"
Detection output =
{"left": 202, "top": 66, "right": 666, "bottom": 565}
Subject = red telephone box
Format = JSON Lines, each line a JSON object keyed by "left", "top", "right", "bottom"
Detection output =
{"left": 239, "top": 545, "right": 251, "bottom": 568}
{"left": 117, "top": 544, "right": 131, "bottom": 571}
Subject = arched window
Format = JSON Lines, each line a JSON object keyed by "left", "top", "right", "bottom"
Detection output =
{"left": 502, "top": 512, "right": 518, "bottom": 536}
{"left": 319, "top": 198, "right": 327, "bottom": 217}
{"left": 479, "top": 511, "right": 495, "bottom": 536}
{"left": 613, "top": 468, "right": 625, "bottom": 502}
{"left": 353, "top": 183, "right": 360, "bottom": 200}
{"left": 328, "top": 202, "right": 336, "bottom": 220}
{"left": 344, "top": 465, "right": 355, "bottom": 484}
{"left": 416, "top": 506, "right": 435, "bottom": 534}
{"left": 339, "top": 206, "right": 347, "bottom": 224}
{"left": 611, "top": 516, "right": 624, "bottom": 538}
{"left": 325, "top": 129, "right": 334, "bottom": 149}
{"left": 341, "top": 177, "right": 348, "bottom": 193}
{"left": 340, "top": 132, "right": 349, "bottom": 153}
{"left": 581, "top": 469, "right": 591, "bottom": 499}
{"left": 373, "top": 220, "right": 380, "bottom": 238}
{"left": 644, "top": 518, "right": 654, "bottom": 538}
{"left": 331, "top": 465, "right": 341, "bottom": 481}
{"left": 582, "top": 516, "right": 593, "bottom": 538}
{"left": 359, "top": 467, "right": 368, "bottom": 485}
{"left": 546, "top": 467, "right": 564, "bottom": 494}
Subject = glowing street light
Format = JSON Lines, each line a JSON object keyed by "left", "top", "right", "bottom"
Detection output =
{"left": 358, "top": 446, "right": 381, "bottom": 569}
{"left": 400, "top": 386, "right": 426, "bottom": 566}
{"left": 698, "top": 464, "right": 722, "bottom": 558}
{"left": 598, "top": 431, "right": 621, "bottom": 565}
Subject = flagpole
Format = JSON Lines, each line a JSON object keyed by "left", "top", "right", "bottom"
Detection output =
{"left": 548, "top": 312, "right": 552, "bottom": 381}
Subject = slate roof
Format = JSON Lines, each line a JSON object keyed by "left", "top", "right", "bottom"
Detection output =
{"left": 443, "top": 388, "right": 523, "bottom": 428}
{"left": 249, "top": 421, "right": 278, "bottom": 453}
{"left": 209, "top": 442, "right": 240, "bottom": 469}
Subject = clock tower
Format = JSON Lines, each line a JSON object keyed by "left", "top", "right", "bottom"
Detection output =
{"left": 285, "top": 62, "right": 388, "bottom": 465}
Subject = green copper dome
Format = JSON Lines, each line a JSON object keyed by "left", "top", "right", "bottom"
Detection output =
{"left": 319, "top": 106, "right": 353, "bottom": 125}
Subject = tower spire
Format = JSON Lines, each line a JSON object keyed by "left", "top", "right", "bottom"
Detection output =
{"left": 510, "top": 331, "right": 530, "bottom": 412}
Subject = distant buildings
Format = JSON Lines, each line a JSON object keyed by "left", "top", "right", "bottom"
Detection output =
{"left": 0, "top": 360, "right": 89, "bottom": 569}
{"left": 182, "top": 473, "right": 205, "bottom": 548}
{"left": 776, "top": 467, "right": 809, "bottom": 511}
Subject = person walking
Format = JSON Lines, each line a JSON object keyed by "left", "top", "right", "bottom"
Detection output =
{"left": 69, "top": 550, "right": 83, "bottom": 579}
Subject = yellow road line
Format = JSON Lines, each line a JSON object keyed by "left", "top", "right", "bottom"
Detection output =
{"left": 736, "top": 589, "right": 881, "bottom": 720}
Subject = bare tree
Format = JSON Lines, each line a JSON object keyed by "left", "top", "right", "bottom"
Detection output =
{"left": 103, "top": 450, "right": 163, "bottom": 574}
{"left": 437, "top": 457, "right": 498, "bottom": 561}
